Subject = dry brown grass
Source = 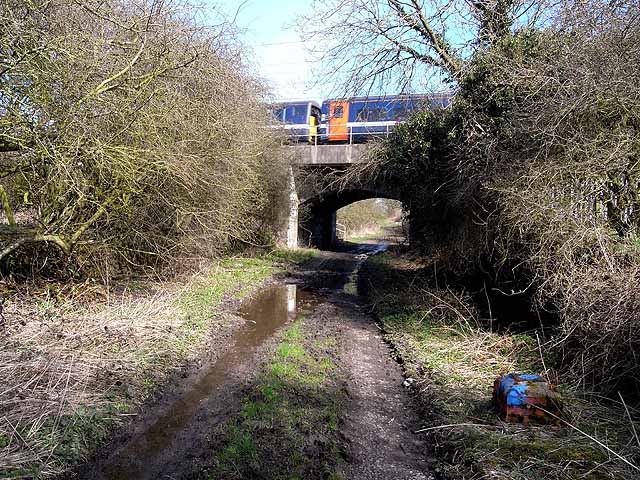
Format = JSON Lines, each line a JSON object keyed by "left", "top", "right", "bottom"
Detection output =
{"left": 0, "top": 283, "right": 180, "bottom": 476}
{"left": 0, "top": 255, "right": 279, "bottom": 477}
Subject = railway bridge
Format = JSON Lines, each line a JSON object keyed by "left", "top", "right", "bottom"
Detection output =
{"left": 286, "top": 144, "right": 405, "bottom": 249}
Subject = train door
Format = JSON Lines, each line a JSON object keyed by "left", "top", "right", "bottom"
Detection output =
{"left": 328, "top": 101, "right": 349, "bottom": 142}
{"left": 309, "top": 104, "right": 321, "bottom": 144}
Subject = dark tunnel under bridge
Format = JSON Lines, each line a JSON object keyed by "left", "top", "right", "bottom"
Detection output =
{"left": 298, "top": 189, "right": 406, "bottom": 249}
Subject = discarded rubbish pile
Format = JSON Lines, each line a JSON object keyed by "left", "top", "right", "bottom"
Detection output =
{"left": 493, "top": 374, "right": 563, "bottom": 424}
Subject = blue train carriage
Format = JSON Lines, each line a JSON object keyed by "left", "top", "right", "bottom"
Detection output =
{"left": 320, "top": 93, "right": 452, "bottom": 143}
{"left": 268, "top": 100, "right": 322, "bottom": 143}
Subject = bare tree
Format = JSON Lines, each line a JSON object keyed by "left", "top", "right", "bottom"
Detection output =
{"left": 299, "top": 0, "right": 552, "bottom": 95}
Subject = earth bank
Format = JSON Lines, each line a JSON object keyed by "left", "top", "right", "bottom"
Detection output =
{"left": 360, "top": 249, "right": 640, "bottom": 480}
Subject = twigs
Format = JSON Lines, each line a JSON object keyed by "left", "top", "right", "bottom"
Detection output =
{"left": 618, "top": 392, "right": 640, "bottom": 449}
{"left": 0, "top": 0, "right": 289, "bottom": 279}
{"left": 414, "top": 422, "right": 492, "bottom": 433}
{"left": 536, "top": 405, "right": 640, "bottom": 474}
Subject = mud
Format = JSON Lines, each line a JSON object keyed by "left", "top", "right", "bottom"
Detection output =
{"left": 74, "top": 243, "right": 434, "bottom": 480}
{"left": 337, "top": 296, "right": 434, "bottom": 479}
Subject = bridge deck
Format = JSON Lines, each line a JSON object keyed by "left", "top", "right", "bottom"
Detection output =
{"left": 291, "top": 144, "right": 370, "bottom": 165}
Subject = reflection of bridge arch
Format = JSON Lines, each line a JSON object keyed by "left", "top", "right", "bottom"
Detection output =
{"left": 299, "top": 188, "right": 404, "bottom": 249}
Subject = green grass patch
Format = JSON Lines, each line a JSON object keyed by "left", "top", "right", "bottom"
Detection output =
{"left": 282, "top": 321, "right": 303, "bottom": 341}
{"left": 277, "top": 342, "right": 306, "bottom": 360}
{"left": 209, "top": 321, "right": 346, "bottom": 479}
{"left": 178, "top": 257, "right": 277, "bottom": 327}
{"left": 268, "top": 248, "right": 318, "bottom": 266}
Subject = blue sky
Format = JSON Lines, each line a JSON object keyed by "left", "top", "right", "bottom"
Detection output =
{"left": 205, "top": 0, "right": 324, "bottom": 101}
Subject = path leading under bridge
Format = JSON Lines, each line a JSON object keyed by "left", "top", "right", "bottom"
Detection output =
{"left": 285, "top": 143, "right": 406, "bottom": 249}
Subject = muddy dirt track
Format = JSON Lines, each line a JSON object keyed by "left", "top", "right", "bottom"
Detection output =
{"left": 74, "top": 246, "right": 433, "bottom": 480}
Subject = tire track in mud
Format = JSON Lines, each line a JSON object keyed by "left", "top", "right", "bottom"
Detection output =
{"left": 336, "top": 295, "right": 433, "bottom": 480}
{"left": 73, "top": 248, "right": 434, "bottom": 479}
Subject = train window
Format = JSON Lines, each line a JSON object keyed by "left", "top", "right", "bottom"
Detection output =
{"left": 270, "top": 107, "right": 284, "bottom": 121}
{"left": 393, "top": 106, "right": 408, "bottom": 121}
{"left": 286, "top": 105, "right": 308, "bottom": 123}
{"left": 333, "top": 106, "right": 344, "bottom": 118}
{"left": 368, "top": 107, "right": 385, "bottom": 121}
{"left": 357, "top": 106, "right": 389, "bottom": 122}
{"left": 356, "top": 107, "right": 369, "bottom": 121}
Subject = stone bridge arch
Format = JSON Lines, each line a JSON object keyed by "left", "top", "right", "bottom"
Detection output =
{"left": 283, "top": 145, "right": 408, "bottom": 249}
{"left": 298, "top": 188, "right": 404, "bottom": 248}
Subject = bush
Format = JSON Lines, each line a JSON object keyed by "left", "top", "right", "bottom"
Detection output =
{"left": 0, "top": 0, "right": 289, "bottom": 278}
{"left": 376, "top": 3, "right": 640, "bottom": 392}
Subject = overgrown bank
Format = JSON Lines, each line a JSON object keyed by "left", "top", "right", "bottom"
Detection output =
{"left": 1, "top": 0, "right": 290, "bottom": 279}
{"left": 366, "top": 3, "right": 640, "bottom": 394}
{"left": 0, "top": 1, "right": 301, "bottom": 474}
{"left": 361, "top": 251, "right": 640, "bottom": 479}
{"left": 0, "top": 249, "right": 315, "bottom": 478}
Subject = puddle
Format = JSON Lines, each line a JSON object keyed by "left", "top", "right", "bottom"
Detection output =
{"left": 354, "top": 242, "right": 389, "bottom": 256}
{"left": 345, "top": 242, "right": 389, "bottom": 295}
{"left": 98, "top": 283, "right": 320, "bottom": 480}
{"left": 90, "top": 244, "right": 388, "bottom": 479}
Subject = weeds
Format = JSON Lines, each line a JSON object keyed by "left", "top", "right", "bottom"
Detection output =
{"left": 268, "top": 248, "right": 318, "bottom": 266}
{"left": 208, "top": 320, "right": 346, "bottom": 479}
{"left": 363, "top": 253, "right": 640, "bottom": 480}
{"left": 0, "top": 254, "right": 284, "bottom": 478}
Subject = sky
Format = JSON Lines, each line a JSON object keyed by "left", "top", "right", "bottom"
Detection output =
{"left": 204, "top": 0, "right": 324, "bottom": 102}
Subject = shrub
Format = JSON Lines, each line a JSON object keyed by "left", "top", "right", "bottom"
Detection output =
{"left": 0, "top": 0, "right": 289, "bottom": 278}
{"left": 376, "top": 2, "right": 640, "bottom": 392}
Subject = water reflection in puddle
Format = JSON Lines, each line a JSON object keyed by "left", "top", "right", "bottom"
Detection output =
{"left": 98, "top": 283, "right": 320, "bottom": 480}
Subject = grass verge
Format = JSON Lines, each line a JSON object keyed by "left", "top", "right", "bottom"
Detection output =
{"left": 360, "top": 252, "right": 640, "bottom": 480}
{"left": 0, "top": 250, "right": 313, "bottom": 479}
{"left": 204, "top": 318, "right": 347, "bottom": 479}
{"left": 267, "top": 247, "right": 318, "bottom": 266}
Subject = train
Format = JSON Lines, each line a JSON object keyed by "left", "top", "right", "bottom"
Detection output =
{"left": 268, "top": 101, "right": 322, "bottom": 143}
{"left": 269, "top": 93, "right": 452, "bottom": 144}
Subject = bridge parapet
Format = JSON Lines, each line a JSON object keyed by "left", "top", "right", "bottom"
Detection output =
{"left": 291, "top": 144, "right": 371, "bottom": 166}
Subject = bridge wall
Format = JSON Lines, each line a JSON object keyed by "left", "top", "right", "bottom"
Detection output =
{"left": 297, "top": 188, "right": 405, "bottom": 249}
{"left": 291, "top": 144, "right": 370, "bottom": 165}
{"left": 281, "top": 143, "right": 406, "bottom": 250}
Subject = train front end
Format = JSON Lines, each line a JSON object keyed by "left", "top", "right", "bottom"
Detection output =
{"left": 269, "top": 101, "right": 321, "bottom": 144}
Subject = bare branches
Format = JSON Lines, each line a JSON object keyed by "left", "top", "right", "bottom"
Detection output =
{"left": 371, "top": 1, "right": 640, "bottom": 392}
{"left": 299, "top": 0, "right": 549, "bottom": 95}
{"left": 388, "top": 0, "right": 463, "bottom": 74}
{"left": 0, "top": 0, "right": 290, "bottom": 277}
